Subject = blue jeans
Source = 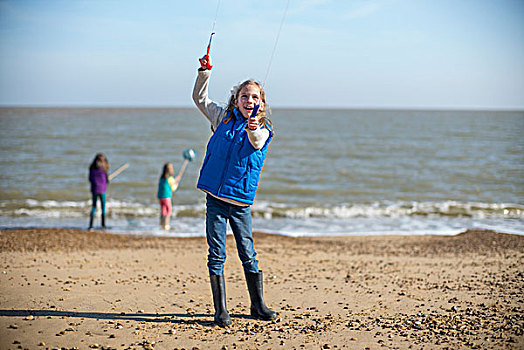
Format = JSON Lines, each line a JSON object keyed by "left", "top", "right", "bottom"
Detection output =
{"left": 206, "top": 194, "right": 259, "bottom": 276}
{"left": 91, "top": 193, "right": 106, "bottom": 216}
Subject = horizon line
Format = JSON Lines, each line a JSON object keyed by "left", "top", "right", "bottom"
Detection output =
{"left": 0, "top": 104, "right": 523, "bottom": 113}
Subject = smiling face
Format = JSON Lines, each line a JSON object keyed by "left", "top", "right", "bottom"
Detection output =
{"left": 235, "top": 84, "right": 265, "bottom": 119}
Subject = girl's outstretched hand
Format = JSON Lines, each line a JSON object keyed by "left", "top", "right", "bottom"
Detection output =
{"left": 199, "top": 55, "right": 213, "bottom": 70}
{"left": 247, "top": 115, "right": 259, "bottom": 130}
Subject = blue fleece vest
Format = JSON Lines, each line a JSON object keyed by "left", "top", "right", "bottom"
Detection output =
{"left": 197, "top": 108, "right": 272, "bottom": 205}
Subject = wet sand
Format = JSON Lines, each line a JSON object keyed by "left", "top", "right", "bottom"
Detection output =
{"left": 0, "top": 228, "right": 522, "bottom": 349}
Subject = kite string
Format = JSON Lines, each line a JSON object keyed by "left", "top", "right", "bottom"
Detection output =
{"left": 262, "top": 0, "right": 291, "bottom": 87}
{"left": 211, "top": 0, "right": 221, "bottom": 33}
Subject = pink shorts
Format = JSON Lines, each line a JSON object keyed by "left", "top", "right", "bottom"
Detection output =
{"left": 159, "top": 198, "right": 172, "bottom": 217}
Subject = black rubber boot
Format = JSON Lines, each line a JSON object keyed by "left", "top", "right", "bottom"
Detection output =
{"left": 101, "top": 214, "right": 106, "bottom": 229}
{"left": 88, "top": 213, "right": 94, "bottom": 229}
{"left": 245, "top": 271, "right": 277, "bottom": 321}
{"left": 210, "top": 274, "right": 232, "bottom": 327}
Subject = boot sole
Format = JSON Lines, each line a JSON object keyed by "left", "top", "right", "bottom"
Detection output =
{"left": 251, "top": 313, "right": 277, "bottom": 321}
{"left": 215, "top": 320, "right": 232, "bottom": 327}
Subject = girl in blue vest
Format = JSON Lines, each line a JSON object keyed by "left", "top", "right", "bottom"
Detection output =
{"left": 193, "top": 55, "right": 277, "bottom": 327}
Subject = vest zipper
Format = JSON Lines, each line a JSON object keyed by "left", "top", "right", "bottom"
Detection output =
{"left": 216, "top": 117, "right": 242, "bottom": 196}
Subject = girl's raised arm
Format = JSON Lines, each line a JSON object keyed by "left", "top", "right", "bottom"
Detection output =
{"left": 192, "top": 67, "right": 226, "bottom": 131}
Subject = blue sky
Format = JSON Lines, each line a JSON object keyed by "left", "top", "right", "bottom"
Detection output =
{"left": 1, "top": 0, "right": 523, "bottom": 109}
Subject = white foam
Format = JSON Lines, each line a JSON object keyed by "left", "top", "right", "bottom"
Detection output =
{"left": 253, "top": 200, "right": 524, "bottom": 220}
{"left": 1, "top": 199, "right": 522, "bottom": 236}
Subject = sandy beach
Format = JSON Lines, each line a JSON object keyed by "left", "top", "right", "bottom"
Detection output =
{"left": 0, "top": 228, "right": 522, "bottom": 350}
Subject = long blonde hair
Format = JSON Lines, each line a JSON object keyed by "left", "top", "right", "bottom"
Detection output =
{"left": 224, "top": 80, "right": 273, "bottom": 130}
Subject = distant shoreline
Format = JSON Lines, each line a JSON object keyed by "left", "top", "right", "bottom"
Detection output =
{"left": 1, "top": 105, "right": 523, "bottom": 112}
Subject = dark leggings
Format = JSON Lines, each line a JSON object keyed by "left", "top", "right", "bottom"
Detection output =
{"left": 91, "top": 193, "right": 106, "bottom": 216}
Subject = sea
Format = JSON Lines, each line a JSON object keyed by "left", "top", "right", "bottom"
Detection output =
{"left": 0, "top": 107, "right": 522, "bottom": 237}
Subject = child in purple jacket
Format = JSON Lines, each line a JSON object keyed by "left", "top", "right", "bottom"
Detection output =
{"left": 88, "top": 153, "right": 109, "bottom": 230}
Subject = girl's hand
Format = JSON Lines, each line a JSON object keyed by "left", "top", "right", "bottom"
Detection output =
{"left": 247, "top": 116, "right": 259, "bottom": 130}
{"left": 199, "top": 55, "right": 213, "bottom": 70}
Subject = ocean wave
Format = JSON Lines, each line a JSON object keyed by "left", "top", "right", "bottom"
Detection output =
{"left": 0, "top": 199, "right": 522, "bottom": 221}
{"left": 252, "top": 200, "right": 523, "bottom": 220}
